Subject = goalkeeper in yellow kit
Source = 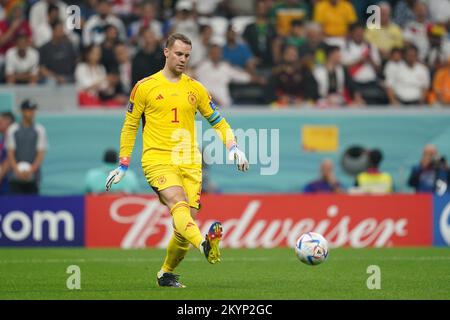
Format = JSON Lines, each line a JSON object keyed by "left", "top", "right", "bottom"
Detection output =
{"left": 105, "top": 33, "right": 249, "bottom": 288}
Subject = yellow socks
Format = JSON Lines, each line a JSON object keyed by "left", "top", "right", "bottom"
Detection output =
{"left": 160, "top": 201, "right": 204, "bottom": 274}
{"left": 161, "top": 230, "right": 190, "bottom": 273}
{"left": 170, "top": 201, "right": 204, "bottom": 248}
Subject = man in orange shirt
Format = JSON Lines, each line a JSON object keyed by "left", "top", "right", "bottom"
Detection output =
{"left": 432, "top": 58, "right": 450, "bottom": 105}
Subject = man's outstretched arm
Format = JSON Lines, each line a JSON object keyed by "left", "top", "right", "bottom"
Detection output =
{"left": 106, "top": 83, "right": 145, "bottom": 191}
{"left": 200, "top": 97, "right": 249, "bottom": 172}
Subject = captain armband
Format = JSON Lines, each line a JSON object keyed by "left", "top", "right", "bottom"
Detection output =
{"left": 206, "top": 110, "right": 223, "bottom": 126}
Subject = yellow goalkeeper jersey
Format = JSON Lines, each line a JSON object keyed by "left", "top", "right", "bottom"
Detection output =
{"left": 120, "top": 70, "right": 236, "bottom": 166}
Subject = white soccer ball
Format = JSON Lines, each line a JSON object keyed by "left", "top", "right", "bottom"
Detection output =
{"left": 17, "top": 161, "right": 32, "bottom": 173}
{"left": 295, "top": 232, "right": 329, "bottom": 266}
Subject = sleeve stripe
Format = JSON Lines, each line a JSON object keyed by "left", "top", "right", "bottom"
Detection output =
{"left": 209, "top": 114, "right": 221, "bottom": 123}
{"left": 130, "top": 76, "right": 153, "bottom": 101}
{"left": 207, "top": 110, "right": 220, "bottom": 122}
{"left": 130, "top": 84, "right": 139, "bottom": 100}
{"left": 210, "top": 115, "right": 223, "bottom": 126}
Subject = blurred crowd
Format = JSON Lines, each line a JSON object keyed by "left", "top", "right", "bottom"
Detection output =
{"left": 0, "top": 0, "right": 449, "bottom": 107}
{"left": 303, "top": 145, "right": 450, "bottom": 195}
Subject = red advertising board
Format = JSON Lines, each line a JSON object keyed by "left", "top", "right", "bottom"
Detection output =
{"left": 86, "top": 194, "right": 433, "bottom": 248}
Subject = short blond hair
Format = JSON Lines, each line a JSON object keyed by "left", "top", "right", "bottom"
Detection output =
{"left": 165, "top": 33, "right": 192, "bottom": 48}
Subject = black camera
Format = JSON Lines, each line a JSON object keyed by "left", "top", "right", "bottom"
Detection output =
{"left": 432, "top": 156, "right": 447, "bottom": 169}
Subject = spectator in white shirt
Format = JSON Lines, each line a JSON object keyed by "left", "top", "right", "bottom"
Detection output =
{"left": 32, "top": 2, "right": 79, "bottom": 49}
{"left": 385, "top": 45, "right": 430, "bottom": 105}
{"left": 342, "top": 23, "right": 381, "bottom": 84}
{"left": 168, "top": 0, "right": 202, "bottom": 62}
{"left": 29, "top": 0, "right": 67, "bottom": 33}
{"left": 384, "top": 47, "right": 404, "bottom": 81}
{"left": 128, "top": 1, "right": 163, "bottom": 45}
{"left": 33, "top": 2, "right": 60, "bottom": 48}
{"left": 76, "top": 44, "right": 128, "bottom": 106}
{"left": 5, "top": 34, "right": 39, "bottom": 84}
{"left": 195, "top": 0, "right": 223, "bottom": 16}
{"left": 314, "top": 45, "right": 365, "bottom": 107}
{"left": 189, "top": 24, "right": 213, "bottom": 69}
{"left": 403, "top": 1, "right": 430, "bottom": 61}
{"left": 427, "top": 0, "right": 450, "bottom": 23}
{"left": 195, "top": 44, "right": 252, "bottom": 107}
{"left": 82, "top": 0, "right": 126, "bottom": 46}
{"left": 75, "top": 44, "right": 113, "bottom": 106}
{"left": 342, "top": 23, "right": 385, "bottom": 104}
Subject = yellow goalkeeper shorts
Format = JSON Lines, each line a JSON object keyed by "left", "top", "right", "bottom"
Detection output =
{"left": 143, "top": 164, "right": 202, "bottom": 209}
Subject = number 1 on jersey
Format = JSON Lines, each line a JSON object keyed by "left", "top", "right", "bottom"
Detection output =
{"left": 171, "top": 107, "right": 179, "bottom": 123}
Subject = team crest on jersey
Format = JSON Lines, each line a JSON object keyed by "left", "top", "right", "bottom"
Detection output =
{"left": 157, "top": 176, "right": 167, "bottom": 185}
{"left": 127, "top": 101, "right": 134, "bottom": 113}
{"left": 188, "top": 92, "right": 197, "bottom": 105}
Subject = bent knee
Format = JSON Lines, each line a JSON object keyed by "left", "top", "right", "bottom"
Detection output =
{"left": 190, "top": 208, "right": 199, "bottom": 219}
{"left": 164, "top": 192, "right": 188, "bottom": 209}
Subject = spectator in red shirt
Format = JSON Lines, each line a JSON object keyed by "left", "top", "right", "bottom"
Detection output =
{"left": 0, "top": 2, "right": 31, "bottom": 57}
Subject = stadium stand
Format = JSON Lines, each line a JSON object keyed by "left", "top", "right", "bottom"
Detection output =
{"left": 0, "top": 0, "right": 448, "bottom": 107}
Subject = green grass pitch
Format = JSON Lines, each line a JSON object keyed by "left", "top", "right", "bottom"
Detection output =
{"left": 0, "top": 247, "right": 449, "bottom": 300}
